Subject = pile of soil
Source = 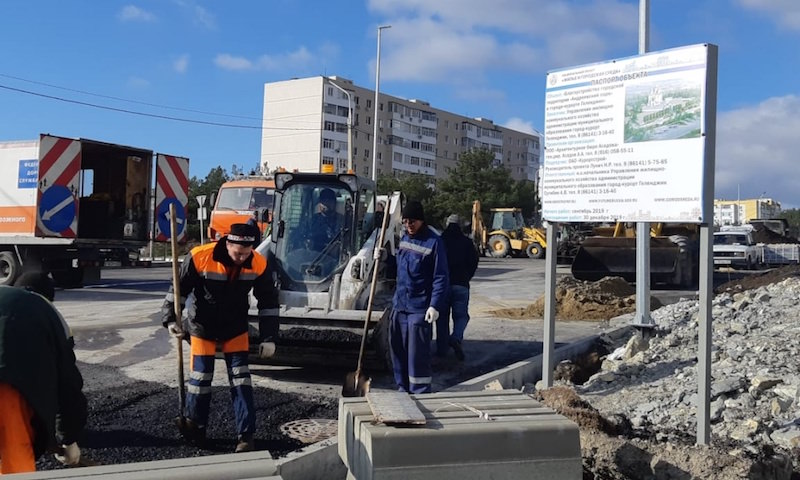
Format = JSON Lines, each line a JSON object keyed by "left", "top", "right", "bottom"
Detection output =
{"left": 750, "top": 226, "right": 799, "bottom": 244}
{"left": 535, "top": 386, "right": 791, "bottom": 479}
{"left": 715, "top": 264, "right": 800, "bottom": 294}
{"left": 491, "top": 276, "right": 662, "bottom": 321}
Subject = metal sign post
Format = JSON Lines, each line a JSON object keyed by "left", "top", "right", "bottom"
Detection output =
{"left": 196, "top": 195, "right": 207, "bottom": 245}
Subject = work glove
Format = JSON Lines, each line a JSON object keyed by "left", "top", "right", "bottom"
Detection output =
{"left": 167, "top": 323, "right": 183, "bottom": 338}
{"left": 373, "top": 247, "right": 385, "bottom": 260}
{"left": 424, "top": 307, "right": 439, "bottom": 324}
{"left": 54, "top": 442, "right": 81, "bottom": 466}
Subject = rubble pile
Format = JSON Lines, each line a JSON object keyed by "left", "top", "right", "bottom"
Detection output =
{"left": 567, "top": 277, "right": 800, "bottom": 477}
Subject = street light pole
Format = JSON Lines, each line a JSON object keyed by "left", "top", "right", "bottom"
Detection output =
{"left": 371, "top": 24, "right": 391, "bottom": 182}
{"left": 328, "top": 79, "right": 353, "bottom": 172}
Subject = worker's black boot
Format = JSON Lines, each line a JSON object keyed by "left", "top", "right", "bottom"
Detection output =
{"left": 175, "top": 417, "right": 206, "bottom": 448}
{"left": 235, "top": 433, "right": 255, "bottom": 453}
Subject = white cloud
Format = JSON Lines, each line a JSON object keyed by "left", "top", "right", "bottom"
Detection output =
{"left": 503, "top": 117, "right": 539, "bottom": 135}
{"left": 215, "top": 47, "right": 319, "bottom": 72}
{"left": 737, "top": 0, "right": 800, "bottom": 30}
{"left": 453, "top": 87, "right": 506, "bottom": 103}
{"left": 173, "top": 54, "right": 189, "bottom": 74}
{"left": 118, "top": 5, "right": 156, "bottom": 22}
{"left": 214, "top": 54, "right": 253, "bottom": 71}
{"left": 174, "top": 0, "right": 216, "bottom": 29}
{"left": 368, "top": 0, "right": 636, "bottom": 83}
{"left": 716, "top": 95, "right": 800, "bottom": 207}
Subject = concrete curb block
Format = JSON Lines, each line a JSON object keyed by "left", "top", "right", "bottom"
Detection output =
{"left": 273, "top": 326, "right": 636, "bottom": 480}
{"left": 12, "top": 450, "right": 279, "bottom": 479}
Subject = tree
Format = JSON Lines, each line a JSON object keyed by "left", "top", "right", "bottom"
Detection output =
{"left": 377, "top": 172, "right": 436, "bottom": 223}
{"left": 429, "top": 149, "right": 538, "bottom": 228}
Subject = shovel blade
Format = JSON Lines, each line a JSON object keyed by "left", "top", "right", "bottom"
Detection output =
{"left": 342, "top": 371, "right": 371, "bottom": 397}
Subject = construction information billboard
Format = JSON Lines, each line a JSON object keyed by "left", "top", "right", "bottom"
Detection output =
{"left": 542, "top": 44, "right": 715, "bottom": 223}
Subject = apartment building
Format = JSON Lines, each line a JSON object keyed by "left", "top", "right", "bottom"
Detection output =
{"left": 260, "top": 76, "right": 541, "bottom": 183}
{"left": 713, "top": 197, "right": 781, "bottom": 226}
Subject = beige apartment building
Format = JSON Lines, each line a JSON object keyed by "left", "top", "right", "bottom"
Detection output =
{"left": 260, "top": 76, "right": 541, "bottom": 183}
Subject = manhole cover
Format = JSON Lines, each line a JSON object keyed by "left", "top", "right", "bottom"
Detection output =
{"left": 280, "top": 418, "right": 338, "bottom": 444}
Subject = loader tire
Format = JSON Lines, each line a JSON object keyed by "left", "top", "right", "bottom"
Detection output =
{"left": 488, "top": 235, "right": 511, "bottom": 258}
{"left": 0, "top": 251, "right": 20, "bottom": 286}
{"left": 526, "top": 242, "right": 545, "bottom": 259}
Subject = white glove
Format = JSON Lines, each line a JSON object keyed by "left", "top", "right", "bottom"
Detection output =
{"left": 424, "top": 307, "right": 439, "bottom": 324}
{"left": 373, "top": 247, "right": 385, "bottom": 260}
{"left": 168, "top": 323, "right": 183, "bottom": 338}
{"left": 55, "top": 442, "right": 81, "bottom": 466}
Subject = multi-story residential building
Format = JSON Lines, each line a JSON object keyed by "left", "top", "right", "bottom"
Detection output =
{"left": 260, "top": 76, "right": 541, "bottom": 183}
{"left": 713, "top": 198, "right": 781, "bottom": 226}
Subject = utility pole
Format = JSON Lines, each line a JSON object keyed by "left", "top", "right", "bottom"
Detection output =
{"left": 371, "top": 25, "right": 391, "bottom": 182}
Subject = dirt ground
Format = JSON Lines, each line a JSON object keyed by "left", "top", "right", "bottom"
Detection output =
{"left": 715, "top": 264, "right": 800, "bottom": 294}
{"left": 535, "top": 386, "right": 795, "bottom": 480}
{"left": 490, "top": 276, "right": 662, "bottom": 321}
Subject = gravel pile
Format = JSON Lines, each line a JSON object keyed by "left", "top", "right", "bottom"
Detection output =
{"left": 572, "top": 276, "right": 800, "bottom": 475}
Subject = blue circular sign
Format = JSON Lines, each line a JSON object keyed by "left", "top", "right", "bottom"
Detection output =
{"left": 157, "top": 197, "right": 186, "bottom": 239}
{"left": 39, "top": 185, "right": 76, "bottom": 233}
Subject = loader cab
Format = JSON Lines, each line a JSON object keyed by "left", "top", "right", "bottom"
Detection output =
{"left": 490, "top": 209, "right": 526, "bottom": 237}
{"left": 269, "top": 172, "right": 375, "bottom": 292}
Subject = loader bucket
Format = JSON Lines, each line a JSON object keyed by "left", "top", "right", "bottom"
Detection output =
{"left": 570, "top": 236, "right": 688, "bottom": 286}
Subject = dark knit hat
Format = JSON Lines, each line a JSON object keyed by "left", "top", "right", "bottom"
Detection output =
{"left": 402, "top": 201, "right": 425, "bottom": 221}
{"left": 14, "top": 271, "right": 55, "bottom": 301}
{"left": 227, "top": 223, "right": 258, "bottom": 246}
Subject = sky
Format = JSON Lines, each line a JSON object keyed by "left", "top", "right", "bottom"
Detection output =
{"left": 1, "top": 0, "right": 799, "bottom": 207}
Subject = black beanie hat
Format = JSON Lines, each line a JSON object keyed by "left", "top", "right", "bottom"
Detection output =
{"left": 227, "top": 223, "right": 258, "bottom": 246}
{"left": 402, "top": 200, "right": 425, "bottom": 221}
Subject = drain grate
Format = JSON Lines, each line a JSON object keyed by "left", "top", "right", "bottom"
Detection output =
{"left": 280, "top": 418, "right": 338, "bottom": 444}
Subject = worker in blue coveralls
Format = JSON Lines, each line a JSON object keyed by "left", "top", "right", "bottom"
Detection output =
{"left": 389, "top": 200, "right": 449, "bottom": 394}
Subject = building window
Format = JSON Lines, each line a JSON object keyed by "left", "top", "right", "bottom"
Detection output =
{"left": 380, "top": 103, "right": 383, "bottom": 111}
{"left": 365, "top": 149, "right": 370, "bottom": 158}
{"left": 353, "top": 148, "right": 358, "bottom": 156}
{"left": 367, "top": 99, "right": 372, "bottom": 108}
{"left": 445, "top": 135, "right": 449, "bottom": 142}
{"left": 327, "top": 87, "right": 333, "bottom": 96}
{"left": 367, "top": 116, "right": 371, "bottom": 125}
{"left": 323, "top": 138, "right": 334, "bottom": 149}
{"left": 324, "top": 121, "right": 335, "bottom": 131}
{"left": 322, "top": 156, "right": 334, "bottom": 165}
{"left": 355, "top": 96, "right": 360, "bottom": 105}
{"left": 444, "top": 120, "right": 449, "bottom": 128}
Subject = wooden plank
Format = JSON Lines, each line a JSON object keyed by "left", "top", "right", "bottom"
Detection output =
{"left": 366, "top": 391, "right": 427, "bottom": 426}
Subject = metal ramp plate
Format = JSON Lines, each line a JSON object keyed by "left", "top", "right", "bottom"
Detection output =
{"left": 366, "top": 391, "right": 426, "bottom": 426}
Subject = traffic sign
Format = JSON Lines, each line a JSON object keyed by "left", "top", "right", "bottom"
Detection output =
{"left": 39, "top": 185, "right": 76, "bottom": 233}
{"left": 196, "top": 194, "right": 207, "bottom": 206}
{"left": 157, "top": 197, "right": 186, "bottom": 239}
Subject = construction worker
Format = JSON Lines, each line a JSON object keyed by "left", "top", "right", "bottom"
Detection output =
{"left": 0, "top": 272, "right": 87, "bottom": 474}
{"left": 161, "top": 223, "right": 279, "bottom": 453}
{"left": 389, "top": 200, "right": 449, "bottom": 393}
{"left": 440, "top": 214, "right": 480, "bottom": 361}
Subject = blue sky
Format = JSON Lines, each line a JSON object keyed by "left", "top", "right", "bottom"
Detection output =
{"left": 1, "top": 1, "right": 799, "bottom": 207}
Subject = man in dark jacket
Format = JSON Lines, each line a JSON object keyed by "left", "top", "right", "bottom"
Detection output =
{"left": 389, "top": 201, "right": 449, "bottom": 393}
{"left": 440, "top": 215, "right": 480, "bottom": 360}
{"left": 161, "top": 223, "right": 279, "bottom": 453}
{"left": 0, "top": 272, "right": 86, "bottom": 473}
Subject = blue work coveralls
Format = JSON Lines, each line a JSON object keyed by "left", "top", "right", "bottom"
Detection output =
{"left": 390, "top": 226, "right": 449, "bottom": 393}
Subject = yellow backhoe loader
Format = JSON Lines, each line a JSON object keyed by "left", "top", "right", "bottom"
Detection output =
{"left": 471, "top": 200, "right": 547, "bottom": 259}
{"left": 570, "top": 222, "right": 699, "bottom": 288}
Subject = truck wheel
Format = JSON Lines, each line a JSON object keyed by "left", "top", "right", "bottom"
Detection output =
{"left": 488, "top": 235, "right": 511, "bottom": 258}
{"left": 0, "top": 251, "right": 20, "bottom": 286}
{"left": 526, "top": 242, "right": 545, "bottom": 259}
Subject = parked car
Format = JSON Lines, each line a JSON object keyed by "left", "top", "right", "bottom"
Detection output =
{"left": 713, "top": 230, "right": 760, "bottom": 269}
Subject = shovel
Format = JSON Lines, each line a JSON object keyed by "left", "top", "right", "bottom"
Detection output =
{"left": 342, "top": 198, "right": 392, "bottom": 397}
{"left": 169, "top": 203, "right": 187, "bottom": 426}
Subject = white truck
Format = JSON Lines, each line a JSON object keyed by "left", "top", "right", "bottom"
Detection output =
{"left": 0, "top": 134, "right": 189, "bottom": 287}
{"left": 713, "top": 227, "right": 761, "bottom": 269}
